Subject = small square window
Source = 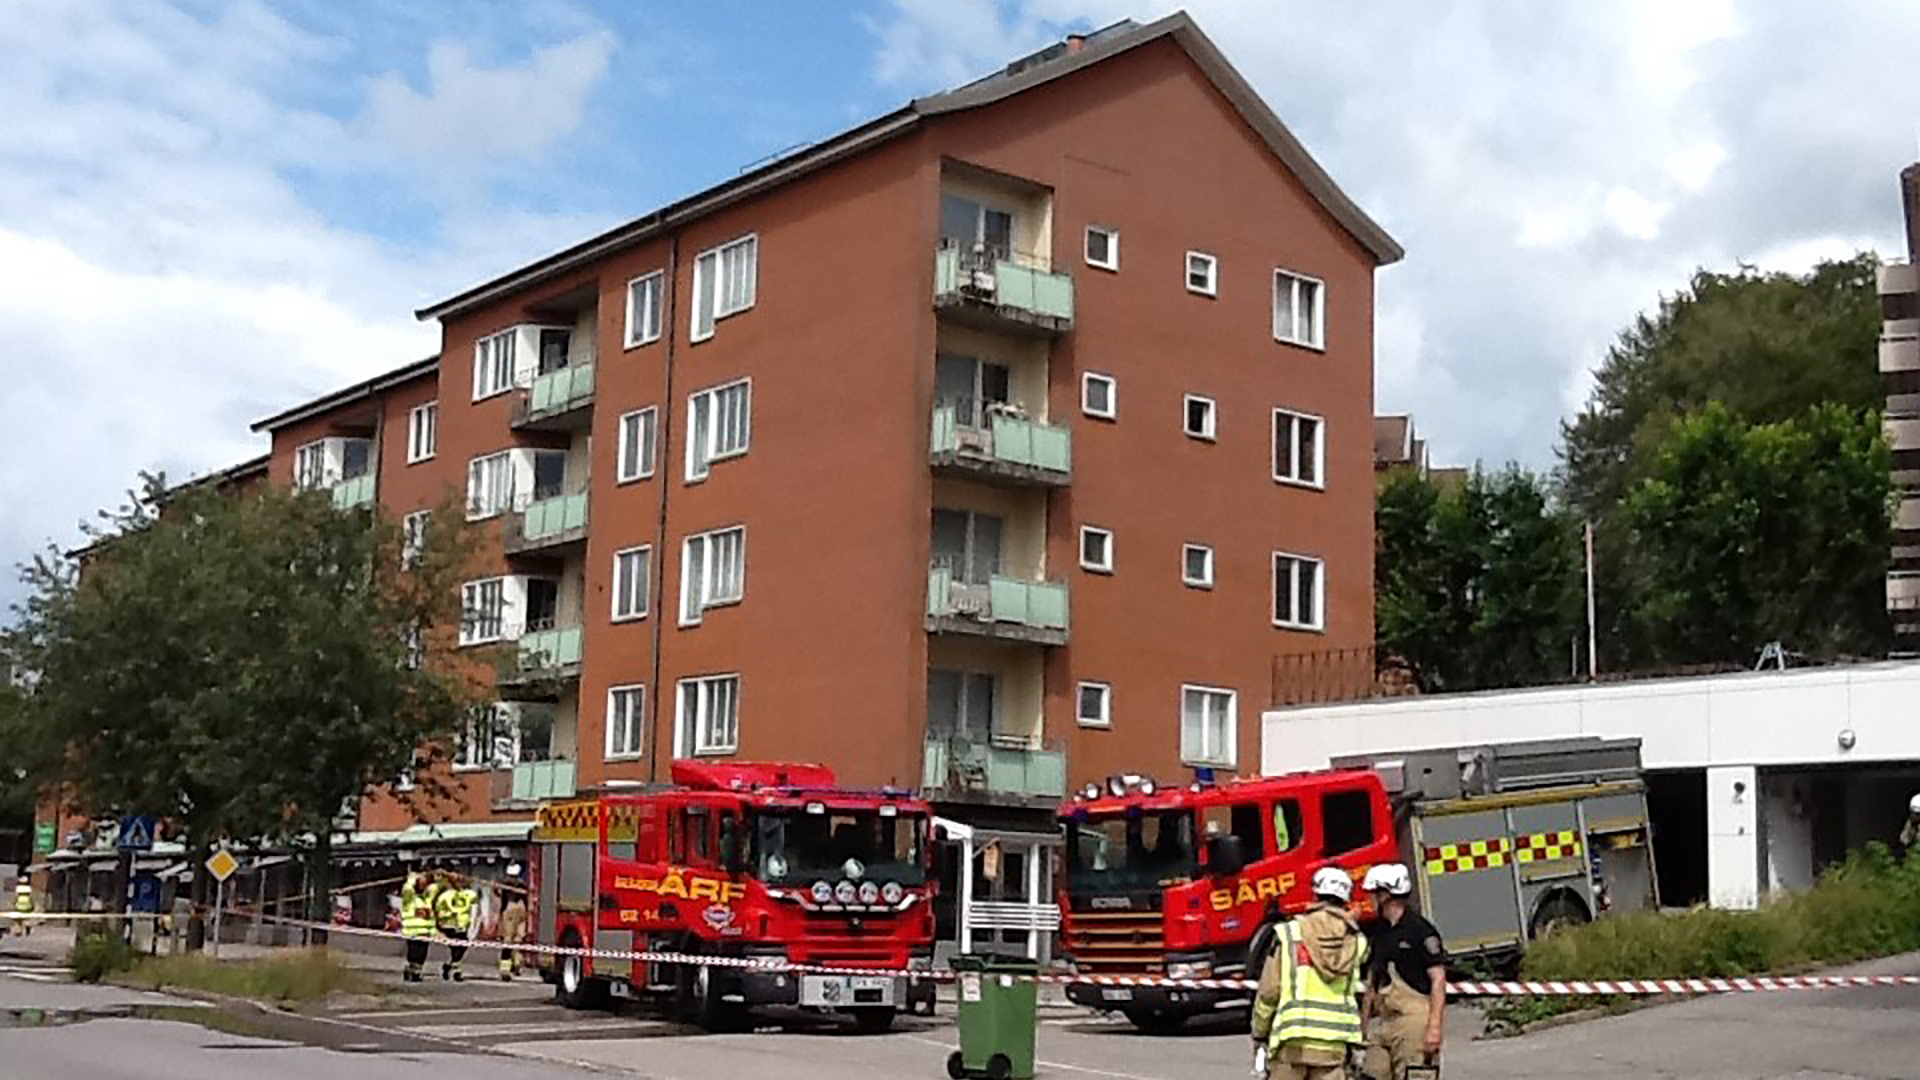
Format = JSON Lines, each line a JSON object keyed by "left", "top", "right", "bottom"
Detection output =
{"left": 1183, "top": 544, "right": 1214, "bottom": 589}
{"left": 1085, "top": 226, "right": 1119, "bottom": 271}
{"left": 1076, "top": 682, "right": 1112, "bottom": 728}
{"left": 1184, "top": 395, "right": 1216, "bottom": 440}
{"left": 1186, "top": 252, "right": 1217, "bottom": 296}
{"left": 1080, "top": 526, "right": 1114, "bottom": 573}
{"left": 1082, "top": 373, "right": 1116, "bottom": 420}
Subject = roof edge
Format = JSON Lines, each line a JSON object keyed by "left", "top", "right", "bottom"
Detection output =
{"left": 250, "top": 355, "right": 440, "bottom": 434}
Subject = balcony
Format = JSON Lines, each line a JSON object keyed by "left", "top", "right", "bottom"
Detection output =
{"left": 931, "top": 401, "right": 1071, "bottom": 487}
{"left": 490, "top": 759, "right": 577, "bottom": 809}
{"left": 511, "top": 363, "right": 595, "bottom": 432}
{"left": 927, "top": 566, "right": 1068, "bottom": 646}
{"left": 505, "top": 490, "right": 588, "bottom": 555}
{"left": 500, "top": 625, "right": 583, "bottom": 693}
{"left": 922, "top": 736, "right": 1066, "bottom": 805}
{"left": 330, "top": 472, "right": 375, "bottom": 510}
{"left": 933, "top": 243, "right": 1073, "bottom": 336}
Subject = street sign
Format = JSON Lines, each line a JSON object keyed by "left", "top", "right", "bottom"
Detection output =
{"left": 32, "top": 822, "right": 55, "bottom": 854}
{"left": 116, "top": 815, "right": 155, "bottom": 852}
{"left": 205, "top": 849, "right": 239, "bottom": 882}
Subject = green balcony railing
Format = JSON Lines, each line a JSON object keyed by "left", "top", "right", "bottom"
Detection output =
{"left": 933, "top": 246, "right": 1074, "bottom": 325}
{"left": 927, "top": 567, "right": 1068, "bottom": 631}
{"left": 923, "top": 737, "right": 1066, "bottom": 800}
{"left": 330, "top": 473, "right": 375, "bottom": 510}
{"left": 526, "top": 362, "right": 595, "bottom": 418}
{"left": 511, "top": 759, "right": 576, "bottom": 801}
{"left": 517, "top": 626, "right": 583, "bottom": 671}
{"left": 521, "top": 491, "right": 588, "bottom": 542}
{"left": 931, "top": 403, "right": 1072, "bottom": 478}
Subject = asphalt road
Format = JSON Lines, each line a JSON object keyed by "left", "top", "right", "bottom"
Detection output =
{"left": 6, "top": 936, "right": 1920, "bottom": 1080}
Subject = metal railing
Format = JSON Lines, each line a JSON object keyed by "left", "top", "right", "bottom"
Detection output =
{"left": 489, "top": 759, "right": 577, "bottom": 805}
{"left": 933, "top": 240, "right": 1074, "bottom": 324}
{"left": 329, "top": 472, "right": 375, "bottom": 510}
{"left": 926, "top": 564, "right": 1069, "bottom": 633}
{"left": 517, "top": 625, "right": 583, "bottom": 671}
{"left": 512, "top": 362, "right": 596, "bottom": 425}
{"left": 922, "top": 735, "right": 1066, "bottom": 799}
{"left": 931, "top": 397, "right": 1071, "bottom": 477}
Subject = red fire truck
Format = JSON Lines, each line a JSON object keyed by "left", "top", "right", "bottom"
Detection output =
{"left": 529, "top": 761, "right": 937, "bottom": 1031}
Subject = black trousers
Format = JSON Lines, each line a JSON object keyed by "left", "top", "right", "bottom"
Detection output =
{"left": 406, "top": 939, "right": 429, "bottom": 965}
{"left": 444, "top": 928, "right": 468, "bottom": 963}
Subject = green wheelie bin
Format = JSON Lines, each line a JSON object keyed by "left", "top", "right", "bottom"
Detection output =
{"left": 946, "top": 954, "right": 1038, "bottom": 1080}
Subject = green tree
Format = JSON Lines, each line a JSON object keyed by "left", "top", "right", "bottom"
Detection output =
{"left": 9, "top": 477, "right": 484, "bottom": 937}
{"left": 1621, "top": 403, "right": 1891, "bottom": 664}
{"left": 1376, "top": 467, "right": 1584, "bottom": 692}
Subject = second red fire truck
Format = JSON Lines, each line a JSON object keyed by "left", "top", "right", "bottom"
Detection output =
{"left": 528, "top": 761, "right": 937, "bottom": 1031}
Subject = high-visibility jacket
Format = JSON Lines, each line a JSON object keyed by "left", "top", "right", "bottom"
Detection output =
{"left": 435, "top": 885, "right": 475, "bottom": 932}
{"left": 14, "top": 884, "right": 32, "bottom": 913}
{"left": 400, "top": 875, "right": 437, "bottom": 937}
{"left": 1252, "top": 917, "right": 1368, "bottom": 1052}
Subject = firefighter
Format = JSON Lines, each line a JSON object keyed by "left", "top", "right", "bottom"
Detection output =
{"left": 1360, "top": 864, "right": 1447, "bottom": 1080}
{"left": 436, "top": 873, "right": 476, "bottom": 981}
{"left": 1899, "top": 794, "right": 1920, "bottom": 850}
{"left": 497, "top": 887, "right": 529, "bottom": 981}
{"left": 399, "top": 869, "right": 437, "bottom": 982}
{"left": 1251, "top": 867, "right": 1370, "bottom": 1080}
{"left": 13, "top": 881, "right": 33, "bottom": 936}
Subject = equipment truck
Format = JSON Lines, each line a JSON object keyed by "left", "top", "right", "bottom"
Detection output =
{"left": 528, "top": 760, "right": 937, "bottom": 1031}
{"left": 1057, "top": 737, "right": 1657, "bottom": 1031}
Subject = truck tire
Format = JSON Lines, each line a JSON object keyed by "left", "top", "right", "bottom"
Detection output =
{"left": 1123, "top": 1008, "right": 1188, "bottom": 1034}
{"left": 683, "top": 960, "right": 748, "bottom": 1032}
{"left": 853, "top": 1007, "right": 897, "bottom": 1034}
{"left": 1247, "top": 921, "right": 1281, "bottom": 981}
{"left": 555, "top": 933, "right": 607, "bottom": 1010}
{"left": 1528, "top": 893, "right": 1591, "bottom": 940}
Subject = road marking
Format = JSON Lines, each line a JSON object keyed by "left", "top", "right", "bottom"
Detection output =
{"left": 904, "top": 1034, "right": 1176, "bottom": 1080}
{"left": 338, "top": 1003, "right": 560, "bottom": 1020}
{"left": 405, "top": 1018, "right": 666, "bottom": 1039}
{"left": 0, "top": 967, "right": 58, "bottom": 982}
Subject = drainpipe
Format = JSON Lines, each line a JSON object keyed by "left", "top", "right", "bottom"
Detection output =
{"left": 646, "top": 236, "right": 680, "bottom": 784}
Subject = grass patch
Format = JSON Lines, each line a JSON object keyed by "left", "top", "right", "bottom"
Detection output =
{"left": 69, "top": 933, "right": 143, "bottom": 983}
{"left": 114, "top": 950, "right": 375, "bottom": 1004}
{"left": 1485, "top": 843, "right": 1920, "bottom": 1032}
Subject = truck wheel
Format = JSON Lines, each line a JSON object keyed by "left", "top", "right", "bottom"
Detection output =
{"left": 1123, "top": 1008, "right": 1188, "bottom": 1034}
{"left": 1529, "top": 894, "right": 1591, "bottom": 940}
{"left": 687, "top": 962, "right": 748, "bottom": 1032}
{"left": 853, "top": 1007, "right": 897, "bottom": 1034}
{"left": 1247, "top": 921, "right": 1281, "bottom": 978}
{"left": 555, "top": 934, "right": 606, "bottom": 1010}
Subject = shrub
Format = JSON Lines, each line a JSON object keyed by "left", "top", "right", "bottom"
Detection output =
{"left": 69, "top": 934, "right": 141, "bottom": 983}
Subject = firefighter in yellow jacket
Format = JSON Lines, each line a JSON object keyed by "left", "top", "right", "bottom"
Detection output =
{"left": 12, "top": 881, "right": 33, "bottom": 936}
{"left": 435, "top": 873, "right": 477, "bottom": 981}
{"left": 399, "top": 869, "right": 438, "bottom": 982}
{"left": 1252, "top": 867, "right": 1370, "bottom": 1080}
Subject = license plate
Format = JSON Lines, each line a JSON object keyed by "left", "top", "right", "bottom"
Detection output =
{"left": 607, "top": 981, "right": 635, "bottom": 1000}
{"left": 802, "top": 975, "right": 898, "bottom": 1007}
{"left": 1102, "top": 988, "right": 1134, "bottom": 1002}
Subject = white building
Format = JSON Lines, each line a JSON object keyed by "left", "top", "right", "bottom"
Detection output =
{"left": 1263, "top": 661, "right": 1920, "bottom": 910}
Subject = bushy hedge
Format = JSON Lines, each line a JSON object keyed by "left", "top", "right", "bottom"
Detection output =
{"left": 69, "top": 933, "right": 142, "bottom": 983}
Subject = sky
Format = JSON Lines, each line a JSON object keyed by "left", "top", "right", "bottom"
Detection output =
{"left": 3, "top": 0, "right": 1919, "bottom": 609}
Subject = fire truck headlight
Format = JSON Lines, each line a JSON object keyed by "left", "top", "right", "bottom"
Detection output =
{"left": 1106, "top": 776, "right": 1127, "bottom": 798}
{"left": 1082, "top": 783, "right": 1101, "bottom": 801}
{"left": 858, "top": 881, "right": 880, "bottom": 904}
{"left": 1138, "top": 778, "right": 1157, "bottom": 796}
{"left": 834, "top": 881, "right": 858, "bottom": 904}
{"left": 1165, "top": 961, "right": 1212, "bottom": 980}
{"left": 811, "top": 880, "right": 834, "bottom": 904}
{"left": 881, "top": 882, "right": 904, "bottom": 905}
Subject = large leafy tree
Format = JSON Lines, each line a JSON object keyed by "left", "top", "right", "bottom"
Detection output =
{"left": 1376, "top": 467, "right": 1584, "bottom": 693}
{"left": 1621, "top": 403, "right": 1891, "bottom": 664}
{"left": 10, "top": 476, "right": 484, "bottom": 934}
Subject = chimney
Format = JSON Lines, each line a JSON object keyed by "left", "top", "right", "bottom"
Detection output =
{"left": 1901, "top": 163, "right": 1920, "bottom": 264}
{"left": 1066, "top": 33, "right": 1086, "bottom": 55}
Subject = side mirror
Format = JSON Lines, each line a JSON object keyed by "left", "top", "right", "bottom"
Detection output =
{"left": 720, "top": 819, "right": 746, "bottom": 874}
{"left": 1206, "top": 834, "right": 1247, "bottom": 878}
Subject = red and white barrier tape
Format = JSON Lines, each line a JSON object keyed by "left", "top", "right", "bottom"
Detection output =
{"left": 171, "top": 910, "right": 1920, "bottom": 997}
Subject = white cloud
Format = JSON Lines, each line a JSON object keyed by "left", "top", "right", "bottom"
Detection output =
{"left": 363, "top": 32, "right": 618, "bottom": 162}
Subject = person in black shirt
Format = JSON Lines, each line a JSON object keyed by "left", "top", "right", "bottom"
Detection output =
{"left": 1361, "top": 864, "right": 1445, "bottom": 1079}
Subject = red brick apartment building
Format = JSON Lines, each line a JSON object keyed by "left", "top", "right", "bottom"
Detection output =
{"left": 129, "top": 14, "right": 1398, "bottom": 943}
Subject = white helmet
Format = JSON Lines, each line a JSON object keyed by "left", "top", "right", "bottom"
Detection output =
{"left": 1310, "top": 866, "right": 1353, "bottom": 903}
{"left": 1363, "top": 863, "right": 1413, "bottom": 897}
{"left": 1909, "top": 793, "right": 1920, "bottom": 815}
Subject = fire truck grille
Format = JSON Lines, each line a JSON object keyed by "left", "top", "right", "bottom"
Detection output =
{"left": 1062, "top": 912, "right": 1165, "bottom": 973}
{"left": 793, "top": 911, "right": 907, "bottom": 966}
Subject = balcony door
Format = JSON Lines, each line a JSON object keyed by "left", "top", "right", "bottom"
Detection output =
{"left": 525, "top": 577, "right": 560, "bottom": 632}
{"left": 940, "top": 194, "right": 1015, "bottom": 260}
{"left": 536, "top": 327, "right": 573, "bottom": 375}
{"left": 530, "top": 449, "right": 567, "bottom": 501}
{"left": 933, "top": 508, "right": 1003, "bottom": 585}
{"left": 928, "top": 668, "right": 997, "bottom": 744}
{"left": 936, "top": 354, "right": 1012, "bottom": 429}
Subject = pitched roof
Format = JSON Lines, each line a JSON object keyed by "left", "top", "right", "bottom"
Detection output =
{"left": 416, "top": 11, "right": 1401, "bottom": 323}
{"left": 250, "top": 355, "right": 440, "bottom": 434}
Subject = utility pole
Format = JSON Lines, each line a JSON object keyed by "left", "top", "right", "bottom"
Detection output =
{"left": 1584, "top": 520, "right": 1599, "bottom": 678}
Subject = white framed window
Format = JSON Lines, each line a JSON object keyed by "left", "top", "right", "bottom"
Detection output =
{"left": 617, "top": 407, "right": 657, "bottom": 483}
{"left": 455, "top": 704, "right": 525, "bottom": 772}
{"left": 466, "top": 451, "right": 512, "bottom": 520}
{"left": 1186, "top": 251, "right": 1218, "bottom": 296}
{"left": 293, "top": 441, "right": 329, "bottom": 491}
{"left": 1084, "top": 225, "right": 1119, "bottom": 271}
{"left": 624, "top": 271, "right": 664, "bottom": 348}
{"left": 1272, "top": 408, "right": 1325, "bottom": 488}
{"left": 1183, "top": 544, "right": 1215, "bottom": 589}
{"left": 676, "top": 674, "right": 741, "bottom": 756}
{"left": 1076, "top": 682, "right": 1112, "bottom": 729}
{"left": 460, "top": 578, "right": 506, "bottom": 646}
{"left": 473, "top": 329, "right": 518, "bottom": 400}
{"left": 1184, "top": 394, "right": 1216, "bottom": 441}
{"left": 1082, "top": 372, "right": 1116, "bottom": 420}
{"left": 406, "top": 402, "right": 437, "bottom": 463}
{"left": 1273, "top": 269, "right": 1326, "bottom": 349}
{"left": 1181, "top": 685, "right": 1237, "bottom": 767}
{"left": 1080, "top": 526, "right": 1114, "bottom": 573}
{"left": 606, "top": 684, "right": 646, "bottom": 760}
{"left": 1273, "top": 551, "right": 1326, "bottom": 631}
{"left": 612, "top": 546, "right": 651, "bottom": 622}
{"left": 691, "top": 235, "right": 758, "bottom": 342}
{"left": 401, "top": 510, "right": 430, "bottom": 568}
{"left": 686, "top": 379, "right": 751, "bottom": 481}
{"left": 681, "top": 526, "right": 745, "bottom": 625}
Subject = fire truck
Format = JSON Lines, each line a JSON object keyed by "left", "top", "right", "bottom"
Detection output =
{"left": 1057, "top": 738, "right": 1656, "bottom": 1032}
{"left": 529, "top": 761, "right": 937, "bottom": 1031}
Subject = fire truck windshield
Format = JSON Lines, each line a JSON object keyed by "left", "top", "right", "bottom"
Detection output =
{"left": 1065, "top": 810, "right": 1196, "bottom": 891}
{"left": 753, "top": 810, "right": 929, "bottom": 887}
